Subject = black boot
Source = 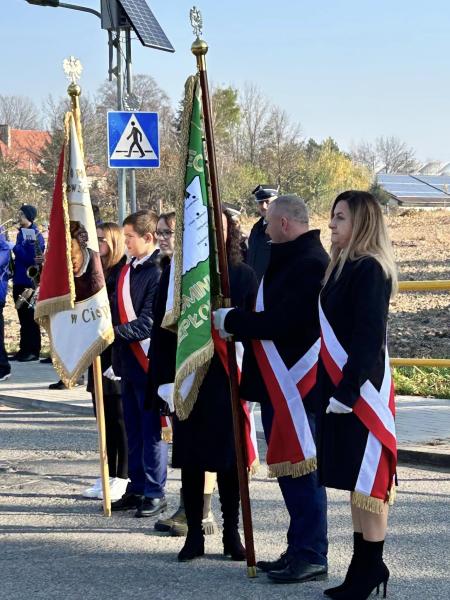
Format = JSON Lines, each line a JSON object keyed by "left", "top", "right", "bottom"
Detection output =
{"left": 217, "top": 467, "right": 246, "bottom": 561}
{"left": 324, "top": 532, "right": 363, "bottom": 598}
{"left": 334, "top": 539, "right": 389, "bottom": 600}
{"left": 178, "top": 468, "right": 205, "bottom": 562}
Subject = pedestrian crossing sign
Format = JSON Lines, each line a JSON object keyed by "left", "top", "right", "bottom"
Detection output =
{"left": 107, "top": 111, "right": 160, "bottom": 168}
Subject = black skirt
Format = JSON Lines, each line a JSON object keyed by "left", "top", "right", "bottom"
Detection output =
{"left": 171, "top": 355, "right": 236, "bottom": 472}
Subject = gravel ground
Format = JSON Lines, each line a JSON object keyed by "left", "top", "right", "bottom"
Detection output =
{"left": 1, "top": 404, "right": 449, "bottom": 600}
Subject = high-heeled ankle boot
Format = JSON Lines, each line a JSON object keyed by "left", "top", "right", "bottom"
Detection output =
{"left": 324, "top": 532, "right": 363, "bottom": 598}
{"left": 217, "top": 467, "right": 246, "bottom": 561}
{"left": 335, "top": 539, "right": 389, "bottom": 600}
{"left": 177, "top": 529, "right": 205, "bottom": 562}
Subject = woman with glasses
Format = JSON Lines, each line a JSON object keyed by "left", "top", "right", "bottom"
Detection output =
{"left": 83, "top": 222, "right": 129, "bottom": 502}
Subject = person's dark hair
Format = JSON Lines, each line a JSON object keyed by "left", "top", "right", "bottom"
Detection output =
{"left": 70, "top": 221, "right": 88, "bottom": 250}
{"left": 222, "top": 208, "right": 243, "bottom": 265}
{"left": 158, "top": 211, "right": 176, "bottom": 230}
{"left": 123, "top": 209, "right": 158, "bottom": 236}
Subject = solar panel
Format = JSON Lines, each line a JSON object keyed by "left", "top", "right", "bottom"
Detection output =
{"left": 118, "top": 0, "right": 174, "bottom": 52}
{"left": 377, "top": 174, "right": 449, "bottom": 198}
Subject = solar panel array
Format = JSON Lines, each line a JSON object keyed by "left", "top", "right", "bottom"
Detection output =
{"left": 118, "top": 0, "right": 174, "bottom": 52}
{"left": 377, "top": 174, "right": 450, "bottom": 199}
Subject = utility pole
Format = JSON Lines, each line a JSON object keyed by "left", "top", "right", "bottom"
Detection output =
{"left": 125, "top": 28, "right": 137, "bottom": 213}
{"left": 115, "top": 30, "right": 127, "bottom": 223}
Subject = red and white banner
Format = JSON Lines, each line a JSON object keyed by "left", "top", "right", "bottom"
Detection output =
{"left": 35, "top": 113, "right": 113, "bottom": 386}
{"left": 252, "top": 280, "right": 319, "bottom": 478}
{"left": 212, "top": 330, "right": 259, "bottom": 472}
{"left": 318, "top": 297, "right": 397, "bottom": 505}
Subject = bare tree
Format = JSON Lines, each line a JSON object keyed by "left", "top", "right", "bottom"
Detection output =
{"left": 0, "top": 95, "right": 41, "bottom": 129}
{"left": 350, "top": 140, "right": 378, "bottom": 173}
{"left": 260, "top": 107, "right": 302, "bottom": 190}
{"left": 238, "top": 83, "right": 270, "bottom": 166}
{"left": 375, "top": 136, "right": 417, "bottom": 173}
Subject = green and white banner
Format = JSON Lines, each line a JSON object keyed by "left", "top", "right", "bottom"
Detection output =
{"left": 162, "top": 76, "right": 216, "bottom": 420}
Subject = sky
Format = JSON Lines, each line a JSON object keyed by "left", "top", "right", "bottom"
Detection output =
{"left": 3, "top": 0, "right": 450, "bottom": 161}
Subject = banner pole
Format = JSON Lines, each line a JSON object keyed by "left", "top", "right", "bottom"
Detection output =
{"left": 191, "top": 34, "right": 257, "bottom": 577}
{"left": 67, "top": 82, "right": 111, "bottom": 517}
{"left": 93, "top": 356, "right": 111, "bottom": 517}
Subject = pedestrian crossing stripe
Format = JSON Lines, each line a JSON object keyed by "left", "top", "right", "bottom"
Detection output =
{"left": 110, "top": 113, "right": 157, "bottom": 161}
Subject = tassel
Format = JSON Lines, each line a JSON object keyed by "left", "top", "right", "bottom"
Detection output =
{"left": 351, "top": 491, "right": 387, "bottom": 514}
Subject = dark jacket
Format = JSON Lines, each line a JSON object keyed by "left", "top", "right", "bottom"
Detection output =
{"left": 87, "top": 256, "right": 126, "bottom": 396}
{"left": 112, "top": 250, "right": 160, "bottom": 381}
{"left": 153, "top": 262, "right": 258, "bottom": 472}
{"left": 13, "top": 224, "right": 45, "bottom": 287}
{"left": 225, "top": 229, "right": 329, "bottom": 413}
{"left": 316, "top": 257, "right": 392, "bottom": 492}
{"left": 246, "top": 217, "right": 271, "bottom": 283}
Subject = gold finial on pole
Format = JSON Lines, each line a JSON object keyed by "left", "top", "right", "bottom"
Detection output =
{"left": 63, "top": 56, "right": 84, "bottom": 159}
{"left": 190, "top": 6, "right": 208, "bottom": 70}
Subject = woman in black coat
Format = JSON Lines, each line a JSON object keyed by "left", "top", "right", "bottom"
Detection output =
{"left": 84, "top": 223, "right": 128, "bottom": 501}
{"left": 152, "top": 210, "right": 257, "bottom": 563}
{"left": 316, "top": 191, "right": 398, "bottom": 600}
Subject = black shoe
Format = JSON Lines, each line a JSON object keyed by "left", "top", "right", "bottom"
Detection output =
{"left": 0, "top": 367, "right": 11, "bottom": 382}
{"left": 267, "top": 557, "right": 328, "bottom": 584}
{"left": 8, "top": 353, "right": 21, "bottom": 362}
{"left": 257, "top": 550, "right": 291, "bottom": 573}
{"left": 17, "top": 354, "right": 40, "bottom": 362}
{"left": 135, "top": 496, "right": 167, "bottom": 518}
{"left": 111, "top": 493, "right": 144, "bottom": 512}
{"left": 40, "top": 357, "right": 52, "bottom": 364}
{"left": 178, "top": 530, "right": 205, "bottom": 562}
{"left": 223, "top": 529, "right": 246, "bottom": 561}
{"left": 48, "top": 376, "right": 84, "bottom": 390}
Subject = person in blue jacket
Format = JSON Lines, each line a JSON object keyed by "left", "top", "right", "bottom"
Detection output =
{"left": 11, "top": 204, "right": 45, "bottom": 361}
{"left": 0, "top": 226, "right": 12, "bottom": 380}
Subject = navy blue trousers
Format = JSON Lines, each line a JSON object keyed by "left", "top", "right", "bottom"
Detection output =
{"left": 261, "top": 401, "right": 328, "bottom": 566}
{"left": 121, "top": 375, "right": 168, "bottom": 498}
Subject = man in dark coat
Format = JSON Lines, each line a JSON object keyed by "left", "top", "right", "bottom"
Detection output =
{"left": 214, "top": 194, "right": 329, "bottom": 584}
{"left": 245, "top": 184, "right": 278, "bottom": 282}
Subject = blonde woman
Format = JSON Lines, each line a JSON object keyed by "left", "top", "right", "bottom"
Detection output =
{"left": 317, "top": 191, "right": 397, "bottom": 599}
{"left": 83, "top": 222, "right": 128, "bottom": 501}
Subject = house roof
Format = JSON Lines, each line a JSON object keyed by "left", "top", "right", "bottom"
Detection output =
{"left": 0, "top": 127, "right": 50, "bottom": 173}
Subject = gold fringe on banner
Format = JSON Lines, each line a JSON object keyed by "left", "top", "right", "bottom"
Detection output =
{"left": 268, "top": 457, "right": 317, "bottom": 479}
{"left": 162, "top": 74, "right": 197, "bottom": 331}
{"left": 174, "top": 358, "right": 211, "bottom": 421}
{"left": 161, "top": 429, "right": 173, "bottom": 443}
{"left": 351, "top": 491, "right": 387, "bottom": 514}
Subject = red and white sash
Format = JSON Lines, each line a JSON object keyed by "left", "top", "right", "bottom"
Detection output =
{"left": 318, "top": 297, "right": 397, "bottom": 508}
{"left": 213, "top": 329, "right": 259, "bottom": 472}
{"left": 252, "top": 279, "right": 319, "bottom": 478}
{"left": 117, "top": 262, "right": 171, "bottom": 440}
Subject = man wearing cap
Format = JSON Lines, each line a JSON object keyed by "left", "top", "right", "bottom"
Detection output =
{"left": 11, "top": 204, "right": 45, "bottom": 361}
{"left": 214, "top": 195, "right": 329, "bottom": 584}
{"left": 246, "top": 185, "right": 278, "bottom": 282}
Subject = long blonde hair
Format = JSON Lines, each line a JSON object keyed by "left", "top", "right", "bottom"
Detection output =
{"left": 324, "top": 190, "right": 398, "bottom": 296}
{"left": 98, "top": 222, "right": 125, "bottom": 273}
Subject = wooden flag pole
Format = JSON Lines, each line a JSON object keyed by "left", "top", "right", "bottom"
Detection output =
{"left": 68, "top": 82, "right": 111, "bottom": 517}
{"left": 92, "top": 356, "right": 111, "bottom": 517}
{"left": 191, "top": 33, "right": 257, "bottom": 577}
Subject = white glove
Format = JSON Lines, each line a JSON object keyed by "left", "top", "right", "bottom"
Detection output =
{"left": 326, "top": 396, "right": 353, "bottom": 414}
{"left": 103, "top": 366, "right": 121, "bottom": 381}
{"left": 158, "top": 383, "right": 175, "bottom": 413}
{"left": 212, "top": 308, "right": 234, "bottom": 339}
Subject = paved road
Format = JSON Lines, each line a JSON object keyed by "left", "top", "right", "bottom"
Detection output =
{"left": 1, "top": 404, "right": 449, "bottom": 600}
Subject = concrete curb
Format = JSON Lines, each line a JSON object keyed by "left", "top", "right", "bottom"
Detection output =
{"left": 0, "top": 394, "right": 92, "bottom": 417}
{"left": 2, "top": 393, "right": 449, "bottom": 471}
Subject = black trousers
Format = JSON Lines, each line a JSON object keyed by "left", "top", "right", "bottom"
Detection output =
{"left": 12, "top": 284, "right": 41, "bottom": 356}
{"left": 92, "top": 393, "right": 128, "bottom": 479}
{"left": 0, "top": 301, "right": 9, "bottom": 368}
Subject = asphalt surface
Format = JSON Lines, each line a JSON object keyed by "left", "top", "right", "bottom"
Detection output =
{"left": 1, "top": 404, "right": 449, "bottom": 600}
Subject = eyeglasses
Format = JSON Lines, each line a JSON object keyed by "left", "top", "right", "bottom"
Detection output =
{"left": 155, "top": 229, "right": 174, "bottom": 239}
